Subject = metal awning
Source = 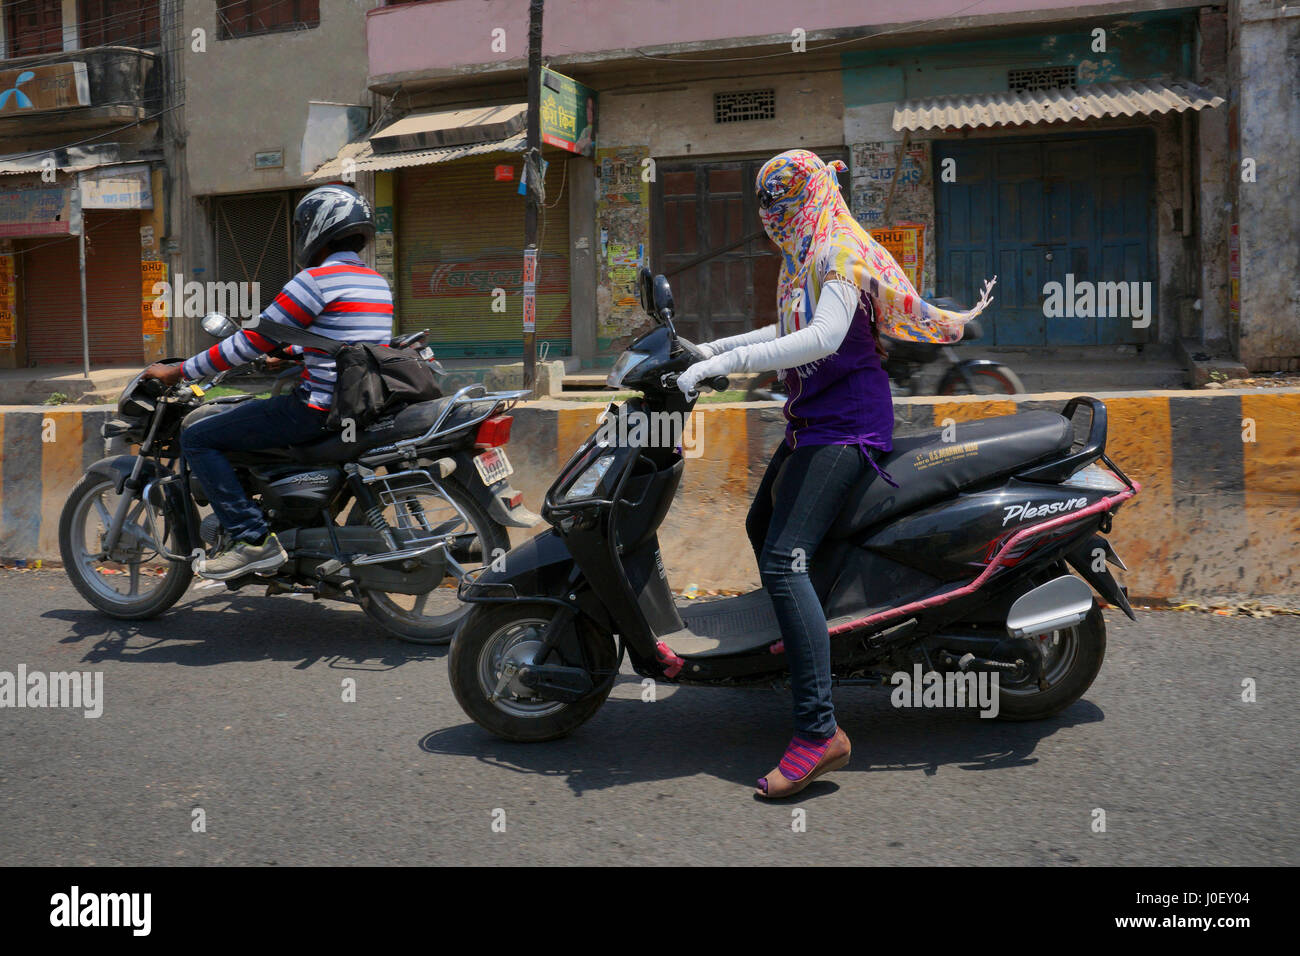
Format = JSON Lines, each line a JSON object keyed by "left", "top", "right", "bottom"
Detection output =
{"left": 0, "top": 143, "right": 122, "bottom": 176}
{"left": 309, "top": 104, "right": 527, "bottom": 182}
{"left": 893, "top": 79, "right": 1225, "bottom": 132}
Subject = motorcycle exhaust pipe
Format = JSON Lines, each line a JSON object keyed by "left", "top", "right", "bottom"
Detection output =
{"left": 1005, "top": 575, "right": 1095, "bottom": 639}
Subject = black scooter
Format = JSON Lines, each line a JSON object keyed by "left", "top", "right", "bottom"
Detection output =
{"left": 449, "top": 268, "right": 1139, "bottom": 741}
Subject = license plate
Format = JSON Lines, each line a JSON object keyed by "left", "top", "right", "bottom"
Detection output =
{"left": 473, "top": 447, "right": 514, "bottom": 484}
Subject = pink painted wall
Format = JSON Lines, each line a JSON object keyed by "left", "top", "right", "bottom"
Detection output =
{"left": 367, "top": 0, "right": 1121, "bottom": 78}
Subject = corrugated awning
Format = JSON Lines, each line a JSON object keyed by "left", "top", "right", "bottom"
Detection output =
{"left": 893, "top": 79, "right": 1224, "bottom": 132}
{"left": 309, "top": 103, "right": 528, "bottom": 182}
{"left": 309, "top": 132, "right": 526, "bottom": 181}
{"left": 0, "top": 143, "right": 122, "bottom": 176}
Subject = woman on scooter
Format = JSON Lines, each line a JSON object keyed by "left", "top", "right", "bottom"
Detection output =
{"left": 676, "top": 149, "right": 995, "bottom": 798}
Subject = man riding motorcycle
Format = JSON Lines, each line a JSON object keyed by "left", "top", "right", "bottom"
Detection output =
{"left": 143, "top": 184, "right": 392, "bottom": 581}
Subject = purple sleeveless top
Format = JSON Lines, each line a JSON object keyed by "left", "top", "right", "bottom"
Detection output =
{"left": 779, "top": 297, "right": 895, "bottom": 464}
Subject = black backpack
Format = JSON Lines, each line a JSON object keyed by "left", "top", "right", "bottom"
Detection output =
{"left": 326, "top": 341, "right": 442, "bottom": 430}
{"left": 241, "top": 317, "right": 441, "bottom": 430}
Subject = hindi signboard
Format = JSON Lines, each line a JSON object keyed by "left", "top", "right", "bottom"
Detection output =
{"left": 541, "top": 68, "right": 596, "bottom": 157}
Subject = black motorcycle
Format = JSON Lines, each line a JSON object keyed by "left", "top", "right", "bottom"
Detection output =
{"left": 746, "top": 298, "right": 1025, "bottom": 400}
{"left": 449, "top": 268, "right": 1138, "bottom": 740}
{"left": 59, "top": 313, "right": 539, "bottom": 644}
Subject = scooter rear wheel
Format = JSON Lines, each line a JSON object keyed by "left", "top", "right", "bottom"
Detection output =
{"left": 995, "top": 606, "right": 1106, "bottom": 720}
{"left": 449, "top": 602, "right": 618, "bottom": 741}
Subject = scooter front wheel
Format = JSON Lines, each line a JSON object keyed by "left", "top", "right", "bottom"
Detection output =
{"left": 448, "top": 602, "right": 618, "bottom": 742}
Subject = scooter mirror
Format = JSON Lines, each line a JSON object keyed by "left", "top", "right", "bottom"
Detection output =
{"left": 637, "top": 267, "right": 655, "bottom": 318}
{"left": 200, "top": 312, "right": 239, "bottom": 339}
{"left": 652, "top": 274, "right": 675, "bottom": 322}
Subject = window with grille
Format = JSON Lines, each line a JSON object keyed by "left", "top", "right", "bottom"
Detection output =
{"left": 218, "top": 0, "right": 319, "bottom": 40}
{"left": 1008, "top": 66, "right": 1078, "bottom": 93}
{"left": 79, "top": 0, "right": 161, "bottom": 49}
{"left": 714, "top": 89, "right": 776, "bottom": 124}
{"left": 4, "top": 0, "right": 64, "bottom": 57}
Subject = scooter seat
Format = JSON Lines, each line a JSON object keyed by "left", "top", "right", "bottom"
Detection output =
{"left": 832, "top": 410, "right": 1074, "bottom": 537}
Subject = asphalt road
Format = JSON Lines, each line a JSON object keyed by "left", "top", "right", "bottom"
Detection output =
{"left": 1, "top": 569, "right": 1295, "bottom": 866}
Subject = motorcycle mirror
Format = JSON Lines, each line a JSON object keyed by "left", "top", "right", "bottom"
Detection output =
{"left": 637, "top": 267, "right": 655, "bottom": 318}
{"left": 201, "top": 312, "right": 239, "bottom": 339}
{"left": 651, "top": 274, "right": 675, "bottom": 322}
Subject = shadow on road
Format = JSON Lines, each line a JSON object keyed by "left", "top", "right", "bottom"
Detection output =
{"left": 41, "top": 589, "right": 446, "bottom": 671}
{"left": 419, "top": 678, "right": 1104, "bottom": 797}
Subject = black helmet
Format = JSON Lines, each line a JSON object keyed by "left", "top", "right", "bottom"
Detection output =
{"left": 293, "top": 184, "right": 375, "bottom": 267}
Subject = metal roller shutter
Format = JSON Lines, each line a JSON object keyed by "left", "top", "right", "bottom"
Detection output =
{"left": 396, "top": 152, "right": 571, "bottom": 359}
{"left": 22, "top": 211, "right": 143, "bottom": 366}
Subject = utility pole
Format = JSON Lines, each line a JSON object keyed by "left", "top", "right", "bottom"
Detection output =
{"left": 522, "top": 0, "right": 544, "bottom": 392}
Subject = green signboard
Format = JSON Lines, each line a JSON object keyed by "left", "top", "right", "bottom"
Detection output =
{"left": 541, "top": 68, "right": 596, "bottom": 157}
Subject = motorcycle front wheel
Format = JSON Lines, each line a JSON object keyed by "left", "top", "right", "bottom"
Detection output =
{"left": 448, "top": 602, "right": 619, "bottom": 741}
{"left": 58, "top": 473, "right": 193, "bottom": 619}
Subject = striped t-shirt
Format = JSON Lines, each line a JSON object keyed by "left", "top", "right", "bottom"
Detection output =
{"left": 182, "top": 251, "right": 394, "bottom": 409}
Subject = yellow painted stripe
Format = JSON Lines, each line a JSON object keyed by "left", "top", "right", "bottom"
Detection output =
{"left": 1241, "top": 392, "right": 1300, "bottom": 596}
{"left": 39, "top": 410, "right": 84, "bottom": 557}
{"left": 931, "top": 398, "right": 1017, "bottom": 426}
{"left": 555, "top": 405, "right": 605, "bottom": 469}
{"left": 1101, "top": 395, "right": 1175, "bottom": 601}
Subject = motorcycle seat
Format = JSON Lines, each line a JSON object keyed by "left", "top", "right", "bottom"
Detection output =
{"left": 832, "top": 410, "right": 1074, "bottom": 537}
{"left": 277, "top": 396, "right": 484, "bottom": 464}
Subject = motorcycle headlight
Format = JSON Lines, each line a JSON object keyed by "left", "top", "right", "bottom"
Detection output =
{"left": 607, "top": 350, "right": 650, "bottom": 388}
{"left": 564, "top": 453, "right": 616, "bottom": 500}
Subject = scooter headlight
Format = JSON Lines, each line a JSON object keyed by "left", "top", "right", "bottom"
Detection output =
{"left": 606, "top": 350, "right": 650, "bottom": 388}
{"left": 565, "top": 453, "right": 616, "bottom": 500}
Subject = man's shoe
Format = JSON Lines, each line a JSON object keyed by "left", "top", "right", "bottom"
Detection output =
{"left": 193, "top": 533, "right": 288, "bottom": 581}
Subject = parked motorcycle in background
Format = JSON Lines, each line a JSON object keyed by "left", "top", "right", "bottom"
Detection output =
{"left": 59, "top": 312, "right": 539, "bottom": 645}
{"left": 746, "top": 297, "right": 1025, "bottom": 400}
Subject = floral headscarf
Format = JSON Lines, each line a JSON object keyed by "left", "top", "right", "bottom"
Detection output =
{"left": 756, "top": 149, "right": 996, "bottom": 343}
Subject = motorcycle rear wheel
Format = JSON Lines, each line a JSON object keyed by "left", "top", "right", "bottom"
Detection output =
{"left": 937, "top": 364, "right": 1025, "bottom": 395}
{"left": 449, "top": 602, "right": 618, "bottom": 742}
{"left": 358, "top": 477, "right": 510, "bottom": 645}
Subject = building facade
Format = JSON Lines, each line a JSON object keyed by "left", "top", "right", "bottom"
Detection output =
{"left": 0, "top": 0, "right": 176, "bottom": 370}
{"left": 356, "top": 0, "right": 1296, "bottom": 372}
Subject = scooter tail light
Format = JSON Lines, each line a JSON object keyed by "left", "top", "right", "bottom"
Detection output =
{"left": 475, "top": 415, "right": 513, "bottom": 448}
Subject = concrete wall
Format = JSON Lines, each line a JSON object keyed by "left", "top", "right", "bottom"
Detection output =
{"left": 1229, "top": 0, "right": 1300, "bottom": 370}
{"left": 4, "top": 391, "right": 1298, "bottom": 607}
{"left": 182, "top": 1, "right": 378, "bottom": 196}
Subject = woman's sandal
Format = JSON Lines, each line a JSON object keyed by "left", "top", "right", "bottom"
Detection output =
{"left": 755, "top": 727, "right": 852, "bottom": 799}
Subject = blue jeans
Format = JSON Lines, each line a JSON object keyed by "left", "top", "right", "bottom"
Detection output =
{"left": 746, "top": 441, "right": 874, "bottom": 737}
{"left": 181, "top": 393, "right": 330, "bottom": 544}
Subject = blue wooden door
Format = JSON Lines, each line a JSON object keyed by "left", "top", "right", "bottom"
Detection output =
{"left": 936, "top": 132, "right": 1154, "bottom": 346}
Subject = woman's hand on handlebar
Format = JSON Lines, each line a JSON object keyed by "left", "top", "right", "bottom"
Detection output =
{"left": 676, "top": 354, "right": 731, "bottom": 398}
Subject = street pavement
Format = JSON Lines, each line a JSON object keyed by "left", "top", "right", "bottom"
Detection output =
{"left": 0, "top": 568, "right": 1295, "bottom": 866}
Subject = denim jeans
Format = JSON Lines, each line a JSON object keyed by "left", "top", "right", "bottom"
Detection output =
{"left": 746, "top": 441, "right": 874, "bottom": 737}
{"left": 181, "top": 393, "right": 330, "bottom": 544}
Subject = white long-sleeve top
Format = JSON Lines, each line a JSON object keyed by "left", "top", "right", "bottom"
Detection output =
{"left": 698, "top": 279, "right": 860, "bottom": 375}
